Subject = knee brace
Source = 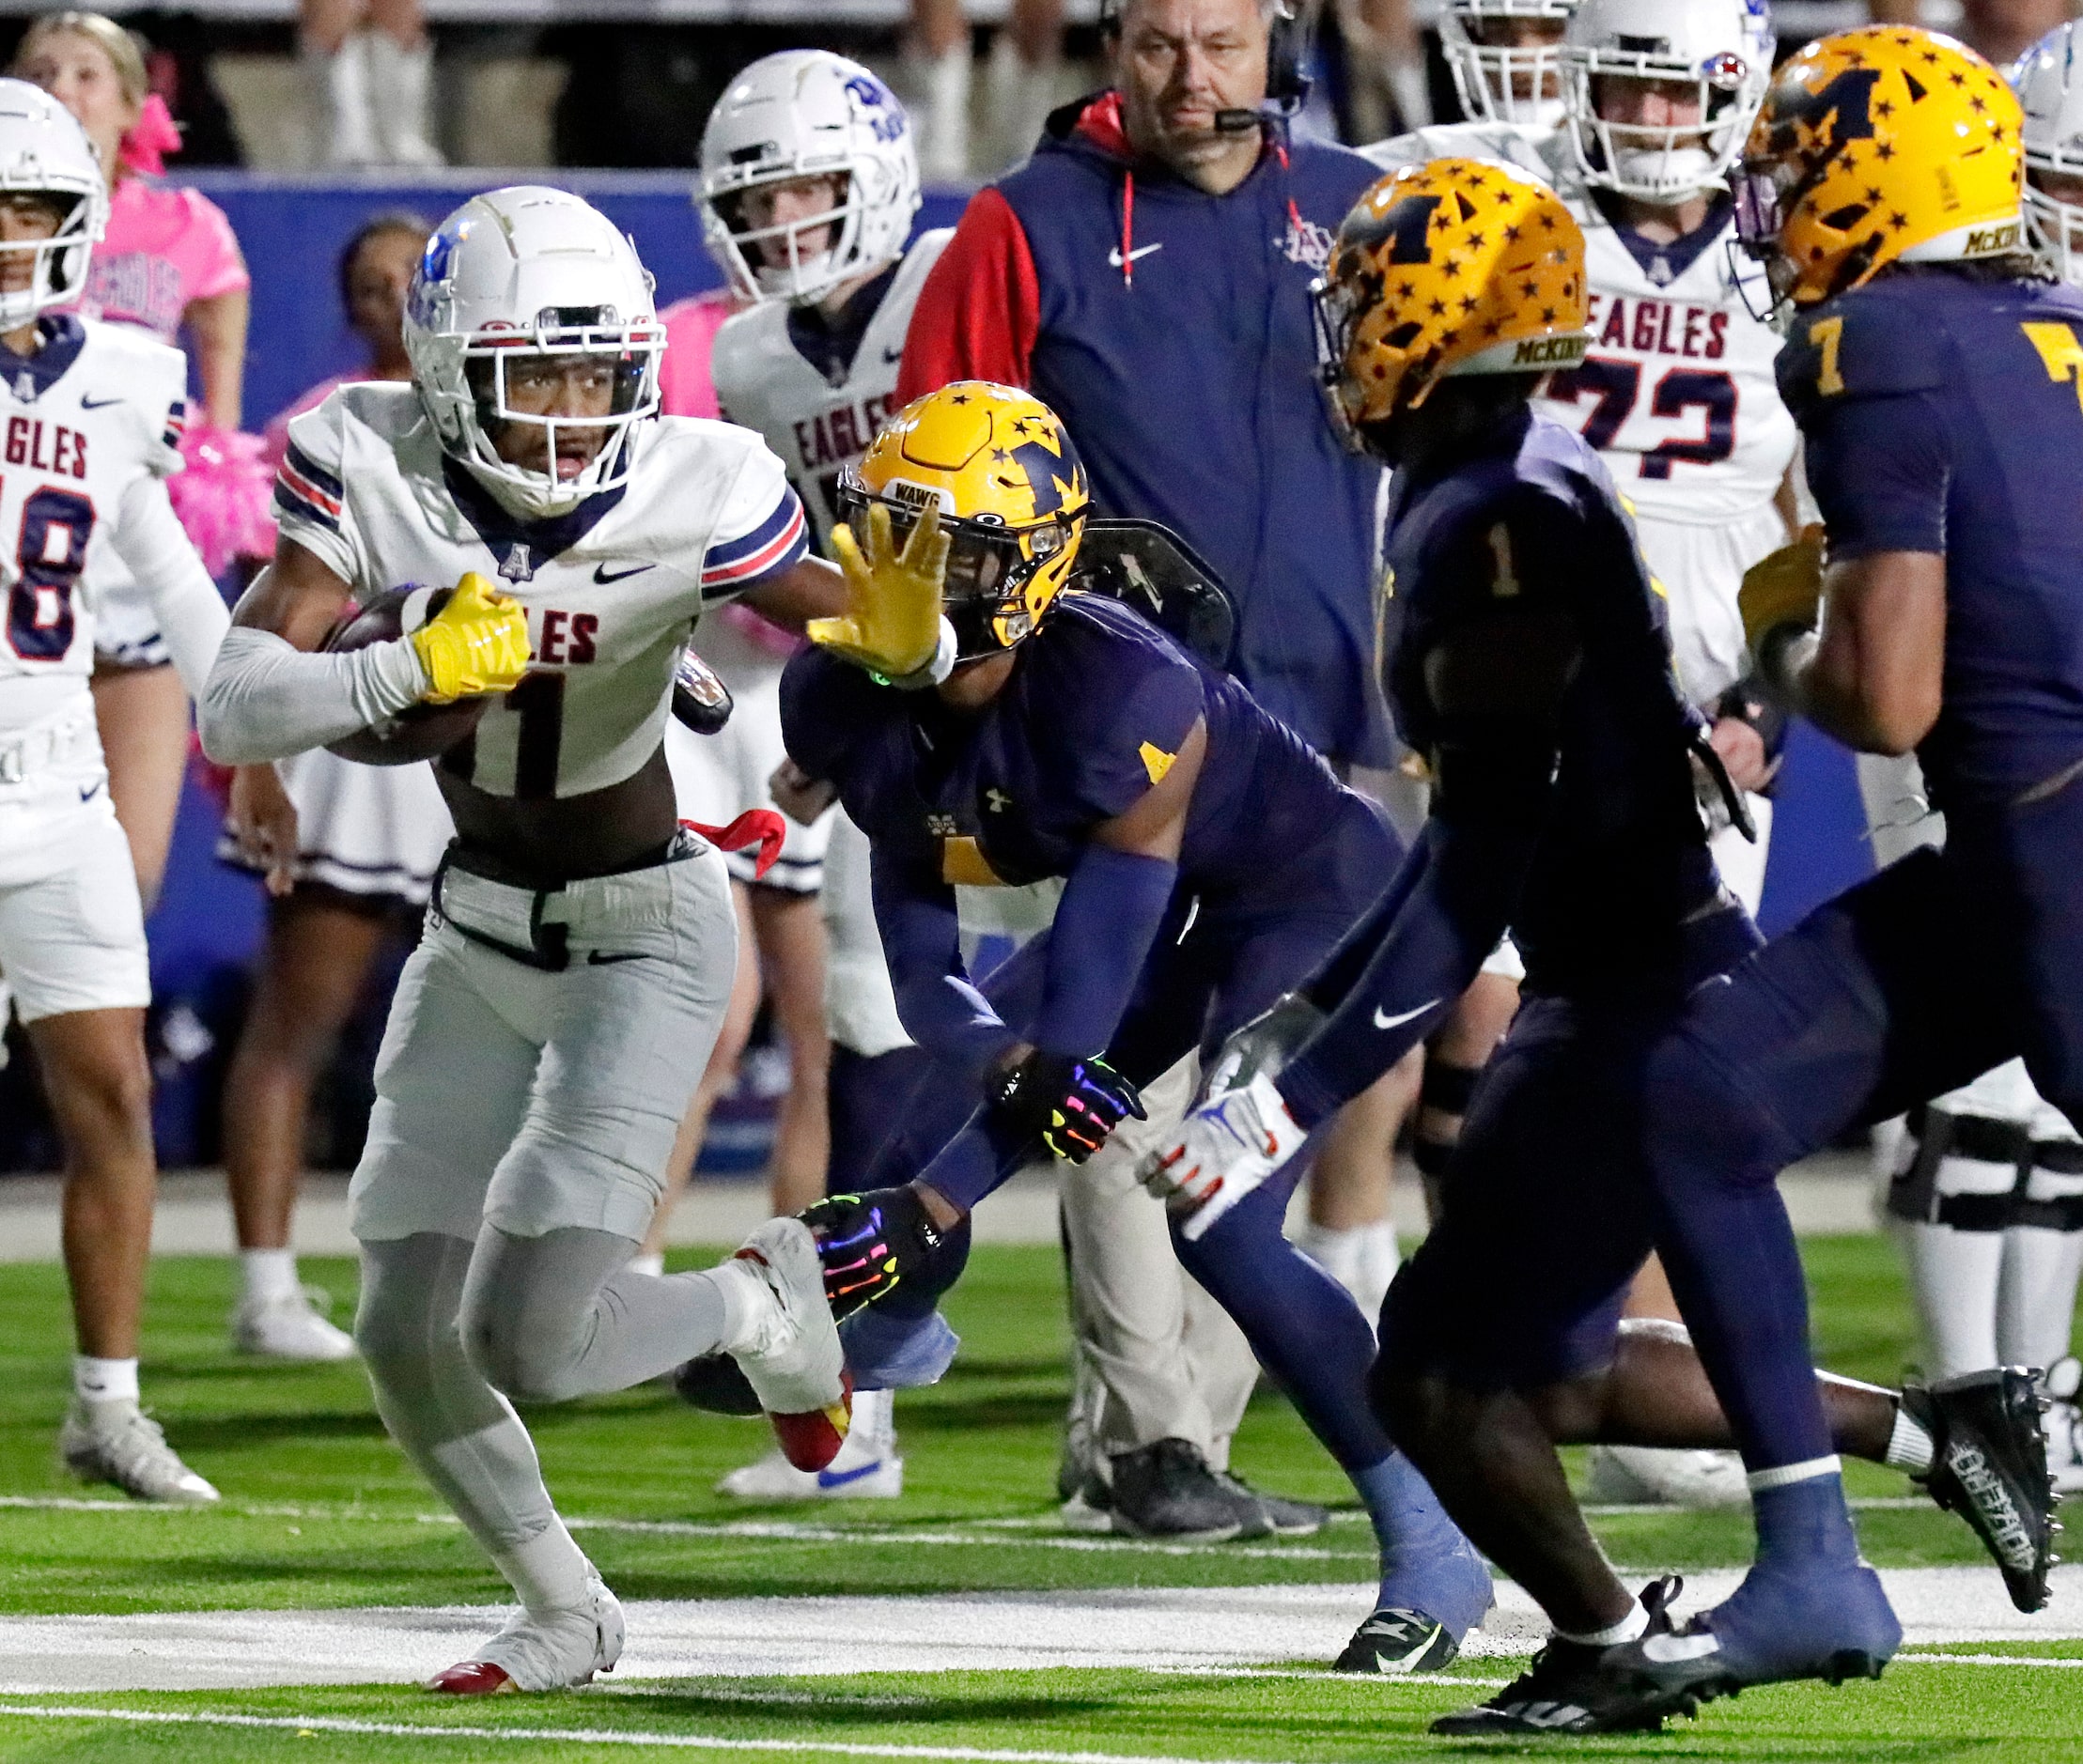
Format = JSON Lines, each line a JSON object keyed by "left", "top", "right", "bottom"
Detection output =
{"left": 1887, "top": 1106, "right": 2036, "bottom": 1232}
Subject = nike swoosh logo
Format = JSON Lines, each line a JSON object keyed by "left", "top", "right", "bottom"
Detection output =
{"left": 585, "top": 950, "right": 651, "bottom": 966}
{"left": 79, "top": 395, "right": 122, "bottom": 410}
{"left": 78, "top": 781, "right": 101, "bottom": 801}
{"left": 816, "top": 1460, "right": 883, "bottom": 1489}
{"left": 1373, "top": 999, "right": 1438, "bottom": 1031}
{"left": 593, "top": 562, "right": 655, "bottom": 585}
{"left": 883, "top": 346, "right": 904, "bottom": 364}
{"left": 1108, "top": 243, "right": 1164, "bottom": 269}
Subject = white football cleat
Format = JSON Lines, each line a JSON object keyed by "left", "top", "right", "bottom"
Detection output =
{"left": 717, "top": 1387, "right": 904, "bottom": 1498}
{"left": 430, "top": 1566, "right": 623, "bottom": 1694}
{"left": 59, "top": 1401, "right": 220, "bottom": 1506}
{"left": 720, "top": 1218, "right": 851, "bottom": 1470}
{"left": 1141, "top": 1072, "right": 1307, "bottom": 1241}
{"left": 1583, "top": 1444, "right": 1750, "bottom": 1509}
{"left": 231, "top": 1289, "right": 357, "bottom": 1362}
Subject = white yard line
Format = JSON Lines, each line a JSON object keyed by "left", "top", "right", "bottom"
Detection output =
{"left": 0, "top": 1571, "right": 2076, "bottom": 1694}
{"left": 0, "top": 1704, "right": 1302, "bottom": 1762}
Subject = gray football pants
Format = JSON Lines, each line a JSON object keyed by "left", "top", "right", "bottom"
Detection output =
{"left": 351, "top": 843, "right": 742, "bottom": 1615}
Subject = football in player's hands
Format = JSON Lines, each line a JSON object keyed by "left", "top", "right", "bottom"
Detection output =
{"left": 322, "top": 584, "right": 491, "bottom": 766}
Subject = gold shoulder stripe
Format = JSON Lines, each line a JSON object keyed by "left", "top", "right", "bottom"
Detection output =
{"left": 1139, "top": 741, "right": 1177, "bottom": 785}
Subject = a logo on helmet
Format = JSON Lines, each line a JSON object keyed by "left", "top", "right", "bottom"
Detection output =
{"left": 844, "top": 74, "right": 907, "bottom": 145}
{"left": 1702, "top": 52, "right": 1749, "bottom": 92}
{"left": 1003, "top": 437, "right": 1079, "bottom": 518}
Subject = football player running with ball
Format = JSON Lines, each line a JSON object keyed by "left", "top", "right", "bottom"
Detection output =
{"left": 0, "top": 81, "right": 234, "bottom": 1506}
{"left": 777, "top": 382, "right": 1496, "bottom": 1674}
{"left": 197, "top": 187, "right": 863, "bottom": 1694}
{"left": 1143, "top": 150, "right": 2057, "bottom": 1734}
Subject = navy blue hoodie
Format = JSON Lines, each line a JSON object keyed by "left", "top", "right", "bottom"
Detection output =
{"left": 898, "top": 94, "right": 1392, "bottom": 767}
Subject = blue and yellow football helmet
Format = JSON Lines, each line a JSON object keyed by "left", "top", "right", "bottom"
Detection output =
{"left": 1313, "top": 157, "right": 1589, "bottom": 446}
{"left": 837, "top": 381, "right": 1091, "bottom": 660}
{"left": 1733, "top": 27, "right": 2024, "bottom": 313}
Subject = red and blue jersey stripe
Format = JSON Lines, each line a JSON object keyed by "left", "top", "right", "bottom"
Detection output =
{"left": 274, "top": 439, "right": 344, "bottom": 533}
{"left": 700, "top": 487, "right": 808, "bottom": 598}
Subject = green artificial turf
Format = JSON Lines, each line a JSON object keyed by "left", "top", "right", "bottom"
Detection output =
{"left": 0, "top": 1234, "right": 2075, "bottom": 1761}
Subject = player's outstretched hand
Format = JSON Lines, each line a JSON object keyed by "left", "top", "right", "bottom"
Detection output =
{"left": 227, "top": 762, "right": 300, "bottom": 899}
{"left": 1140, "top": 1071, "right": 1307, "bottom": 1241}
{"left": 1738, "top": 523, "right": 1827, "bottom": 655}
{"left": 412, "top": 572, "right": 532, "bottom": 704}
{"left": 816, "top": 503, "right": 950, "bottom": 679}
{"left": 989, "top": 1050, "right": 1145, "bottom": 1164}
{"left": 799, "top": 1186, "right": 952, "bottom": 1321}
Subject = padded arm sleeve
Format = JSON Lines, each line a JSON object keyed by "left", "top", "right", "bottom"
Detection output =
{"left": 197, "top": 624, "right": 427, "bottom": 766}
{"left": 111, "top": 472, "right": 228, "bottom": 700}
{"left": 870, "top": 847, "right": 1021, "bottom": 1083}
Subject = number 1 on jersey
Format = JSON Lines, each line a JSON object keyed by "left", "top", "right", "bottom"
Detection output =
{"left": 505, "top": 671, "right": 566, "bottom": 799}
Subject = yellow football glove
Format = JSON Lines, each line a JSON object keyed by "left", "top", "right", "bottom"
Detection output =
{"left": 813, "top": 502, "right": 950, "bottom": 678}
{"left": 1739, "top": 524, "right": 1827, "bottom": 655}
{"left": 411, "top": 573, "right": 532, "bottom": 704}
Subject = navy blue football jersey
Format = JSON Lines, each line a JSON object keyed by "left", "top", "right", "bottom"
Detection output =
{"left": 1780, "top": 271, "right": 2083, "bottom": 805}
{"left": 1381, "top": 407, "right": 1724, "bottom": 992}
{"left": 782, "top": 593, "right": 1372, "bottom": 903}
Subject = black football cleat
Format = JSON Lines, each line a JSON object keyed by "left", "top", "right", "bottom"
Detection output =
{"left": 1431, "top": 1578, "right": 1685, "bottom": 1736}
{"left": 1901, "top": 1367, "right": 2059, "bottom": 1613}
{"left": 1335, "top": 1606, "right": 1459, "bottom": 1675}
{"left": 672, "top": 1352, "right": 762, "bottom": 1416}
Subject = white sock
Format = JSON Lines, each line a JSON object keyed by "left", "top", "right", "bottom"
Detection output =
{"left": 1384, "top": 56, "right": 1432, "bottom": 130}
{"left": 707, "top": 1257, "right": 768, "bottom": 1354}
{"left": 1885, "top": 1404, "right": 1935, "bottom": 1474}
{"left": 851, "top": 1385, "right": 896, "bottom": 1454}
{"left": 1292, "top": 1218, "right": 1397, "bottom": 1321}
{"left": 1896, "top": 1211, "right": 2003, "bottom": 1378}
{"left": 1558, "top": 1598, "right": 1649, "bottom": 1648}
{"left": 74, "top": 1355, "right": 139, "bottom": 1406}
{"left": 627, "top": 1251, "right": 666, "bottom": 1280}
{"left": 241, "top": 1247, "right": 301, "bottom": 1308}
{"left": 912, "top": 44, "right": 972, "bottom": 181}
{"left": 1997, "top": 1174, "right": 2083, "bottom": 1369}
{"left": 305, "top": 31, "right": 379, "bottom": 166}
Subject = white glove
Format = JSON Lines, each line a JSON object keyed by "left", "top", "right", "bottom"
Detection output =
{"left": 1139, "top": 1070, "right": 1309, "bottom": 1241}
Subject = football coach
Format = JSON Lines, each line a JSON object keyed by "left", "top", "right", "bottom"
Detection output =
{"left": 895, "top": 0, "right": 1392, "bottom": 775}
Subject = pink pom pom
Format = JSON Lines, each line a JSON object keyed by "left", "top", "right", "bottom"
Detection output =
{"left": 167, "top": 424, "right": 276, "bottom": 576}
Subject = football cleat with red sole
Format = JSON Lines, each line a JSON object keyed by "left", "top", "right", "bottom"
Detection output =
{"left": 725, "top": 1220, "right": 852, "bottom": 1468}
{"left": 428, "top": 1661, "right": 517, "bottom": 1695}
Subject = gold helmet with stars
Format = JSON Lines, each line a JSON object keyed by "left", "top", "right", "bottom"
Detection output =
{"left": 1312, "top": 157, "right": 1590, "bottom": 447}
{"left": 1733, "top": 27, "right": 2025, "bottom": 314}
{"left": 838, "top": 380, "right": 1092, "bottom": 661}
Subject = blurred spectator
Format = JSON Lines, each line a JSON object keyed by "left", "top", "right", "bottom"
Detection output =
{"left": 219, "top": 213, "right": 450, "bottom": 1362}
{"left": 1333, "top": 0, "right": 1433, "bottom": 140}
{"left": 15, "top": 11, "right": 267, "bottom": 909}
{"left": 909, "top": 0, "right": 1066, "bottom": 178}
{"left": 300, "top": 0, "right": 441, "bottom": 166}
{"left": 1864, "top": 0, "right": 2075, "bottom": 59}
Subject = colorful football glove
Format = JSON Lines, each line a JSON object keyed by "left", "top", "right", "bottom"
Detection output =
{"left": 989, "top": 1050, "right": 1145, "bottom": 1164}
{"left": 1738, "top": 524, "right": 1827, "bottom": 656}
{"left": 411, "top": 572, "right": 532, "bottom": 704}
{"left": 799, "top": 1186, "right": 949, "bottom": 1321}
{"left": 815, "top": 502, "right": 951, "bottom": 679}
{"left": 1140, "top": 1071, "right": 1308, "bottom": 1241}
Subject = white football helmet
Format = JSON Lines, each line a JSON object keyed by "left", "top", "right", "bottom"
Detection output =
{"left": 1562, "top": 0, "right": 1774, "bottom": 203}
{"left": 1441, "top": 0, "right": 1581, "bottom": 131}
{"left": 699, "top": 50, "right": 920, "bottom": 307}
{"left": 0, "top": 79, "right": 105, "bottom": 333}
{"left": 404, "top": 186, "right": 663, "bottom": 519}
{"left": 2015, "top": 23, "right": 2083, "bottom": 288}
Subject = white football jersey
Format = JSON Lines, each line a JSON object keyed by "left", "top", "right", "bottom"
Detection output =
{"left": 0, "top": 317, "right": 187, "bottom": 731}
{"left": 1364, "top": 122, "right": 1798, "bottom": 704}
{"left": 274, "top": 383, "right": 808, "bottom": 800}
{"left": 710, "top": 231, "right": 952, "bottom": 549}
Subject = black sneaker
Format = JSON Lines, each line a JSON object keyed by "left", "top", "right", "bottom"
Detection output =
{"left": 1212, "top": 1468, "right": 1328, "bottom": 1538}
{"left": 1431, "top": 1578, "right": 1684, "bottom": 1735}
{"left": 1108, "top": 1439, "right": 1247, "bottom": 1541}
{"left": 1335, "top": 1606, "right": 1459, "bottom": 1674}
{"left": 1901, "top": 1367, "right": 2059, "bottom": 1613}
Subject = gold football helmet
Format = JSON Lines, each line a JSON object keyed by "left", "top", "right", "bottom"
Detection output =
{"left": 1312, "top": 157, "right": 1589, "bottom": 447}
{"left": 837, "top": 381, "right": 1091, "bottom": 660}
{"left": 1733, "top": 27, "right": 2025, "bottom": 313}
